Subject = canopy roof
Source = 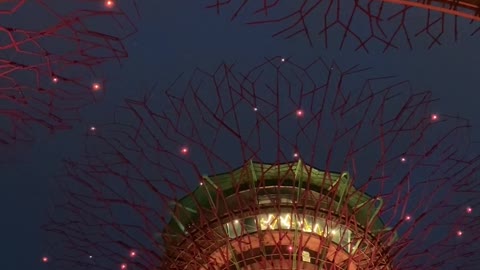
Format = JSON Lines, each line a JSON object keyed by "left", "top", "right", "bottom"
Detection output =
{"left": 165, "top": 160, "right": 387, "bottom": 237}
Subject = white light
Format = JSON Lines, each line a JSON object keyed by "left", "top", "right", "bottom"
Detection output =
{"left": 253, "top": 107, "right": 258, "bottom": 111}
{"left": 400, "top": 157, "right": 406, "bottom": 163}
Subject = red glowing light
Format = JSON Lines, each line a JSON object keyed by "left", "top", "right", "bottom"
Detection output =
{"left": 130, "top": 251, "right": 136, "bottom": 257}
{"left": 431, "top": 114, "right": 439, "bottom": 121}
{"left": 295, "top": 109, "right": 304, "bottom": 117}
{"left": 457, "top": 230, "right": 463, "bottom": 237}
{"left": 121, "top": 263, "right": 127, "bottom": 269}
{"left": 42, "top": 256, "right": 49, "bottom": 263}
{"left": 466, "top": 207, "right": 472, "bottom": 214}
{"left": 52, "top": 77, "right": 58, "bottom": 83}
{"left": 105, "top": 0, "right": 115, "bottom": 8}
{"left": 92, "top": 83, "right": 102, "bottom": 91}
{"left": 180, "top": 147, "right": 189, "bottom": 155}
{"left": 405, "top": 215, "right": 411, "bottom": 221}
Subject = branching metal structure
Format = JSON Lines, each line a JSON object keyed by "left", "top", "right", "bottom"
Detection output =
{"left": 45, "top": 57, "right": 480, "bottom": 269}
{"left": 0, "top": 0, "right": 138, "bottom": 144}
{"left": 205, "top": 0, "right": 480, "bottom": 50}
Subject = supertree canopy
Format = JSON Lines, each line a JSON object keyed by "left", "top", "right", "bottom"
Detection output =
{"left": 0, "top": 0, "right": 138, "bottom": 145}
{"left": 45, "top": 57, "right": 480, "bottom": 269}
{"left": 204, "top": 0, "right": 480, "bottom": 50}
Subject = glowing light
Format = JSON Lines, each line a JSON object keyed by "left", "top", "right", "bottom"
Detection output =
{"left": 42, "top": 256, "right": 49, "bottom": 263}
{"left": 121, "top": 263, "right": 127, "bottom": 269}
{"left": 130, "top": 251, "right": 136, "bottom": 258}
{"left": 52, "top": 77, "right": 58, "bottom": 83}
{"left": 279, "top": 214, "right": 291, "bottom": 229}
{"left": 456, "top": 230, "right": 463, "bottom": 237}
{"left": 180, "top": 146, "right": 189, "bottom": 155}
{"left": 253, "top": 107, "right": 258, "bottom": 111}
{"left": 430, "top": 114, "right": 439, "bottom": 121}
{"left": 466, "top": 207, "right": 472, "bottom": 214}
{"left": 405, "top": 215, "right": 412, "bottom": 221}
{"left": 105, "top": 0, "right": 115, "bottom": 8}
{"left": 89, "top": 255, "right": 93, "bottom": 259}
{"left": 90, "top": 126, "right": 96, "bottom": 131}
{"left": 296, "top": 109, "right": 304, "bottom": 117}
{"left": 293, "top": 152, "right": 299, "bottom": 158}
{"left": 199, "top": 182, "right": 204, "bottom": 186}
{"left": 400, "top": 157, "right": 406, "bottom": 163}
{"left": 92, "top": 83, "right": 102, "bottom": 91}
{"left": 281, "top": 58, "right": 285, "bottom": 62}
{"left": 288, "top": 246, "right": 293, "bottom": 251}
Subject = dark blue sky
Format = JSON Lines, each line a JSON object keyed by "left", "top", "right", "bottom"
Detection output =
{"left": 1, "top": 1, "right": 480, "bottom": 269}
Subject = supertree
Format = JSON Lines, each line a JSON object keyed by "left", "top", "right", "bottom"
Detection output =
{"left": 0, "top": 0, "right": 138, "bottom": 145}
{"left": 45, "top": 56, "right": 480, "bottom": 269}
{"left": 204, "top": 1, "right": 480, "bottom": 51}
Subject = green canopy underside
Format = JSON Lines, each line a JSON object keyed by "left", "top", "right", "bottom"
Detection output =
{"left": 166, "top": 160, "right": 386, "bottom": 236}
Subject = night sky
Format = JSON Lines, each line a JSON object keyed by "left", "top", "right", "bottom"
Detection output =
{"left": 2, "top": 1, "right": 480, "bottom": 269}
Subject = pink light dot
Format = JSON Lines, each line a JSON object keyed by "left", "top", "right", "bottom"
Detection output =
{"left": 105, "top": 0, "right": 115, "bottom": 8}
{"left": 52, "top": 77, "right": 58, "bottom": 83}
{"left": 92, "top": 83, "right": 101, "bottom": 91}
{"left": 288, "top": 246, "right": 293, "bottom": 251}
{"left": 200, "top": 182, "right": 204, "bottom": 186}
{"left": 180, "top": 147, "right": 189, "bottom": 155}
{"left": 296, "top": 109, "right": 304, "bottom": 117}
{"left": 121, "top": 263, "right": 127, "bottom": 269}
{"left": 430, "top": 114, "right": 439, "bottom": 121}
{"left": 293, "top": 153, "right": 299, "bottom": 158}
{"left": 405, "top": 215, "right": 411, "bottom": 221}
{"left": 400, "top": 157, "right": 406, "bottom": 163}
{"left": 130, "top": 251, "right": 136, "bottom": 257}
{"left": 90, "top": 126, "right": 96, "bottom": 131}
{"left": 42, "top": 256, "right": 49, "bottom": 263}
{"left": 253, "top": 107, "right": 258, "bottom": 111}
{"left": 466, "top": 207, "right": 472, "bottom": 214}
{"left": 456, "top": 230, "right": 463, "bottom": 237}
